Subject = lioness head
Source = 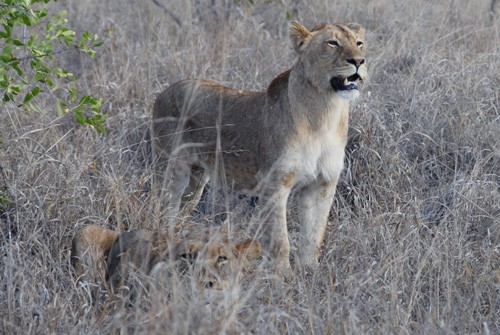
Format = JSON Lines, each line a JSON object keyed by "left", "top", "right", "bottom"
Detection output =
{"left": 290, "top": 21, "right": 367, "bottom": 100}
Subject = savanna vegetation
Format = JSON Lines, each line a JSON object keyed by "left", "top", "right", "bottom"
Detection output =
{"left": 0, "top": 0, "right": 498, "bottom": 333}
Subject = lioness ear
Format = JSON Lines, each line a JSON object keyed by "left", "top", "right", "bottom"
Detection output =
{"left": 235, "top": 239, "right": 261, "bottom": 261}
{"left": 289, "top": 21, "right": 312, "bottom": 54}
{"left": 346, "top": 23, "right": 366, "bottom": 39}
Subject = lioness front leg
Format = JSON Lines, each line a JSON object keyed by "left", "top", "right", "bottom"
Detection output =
{"left": 297, "top": 178, "right": 338, "bottom": 269}
{"left": 259, "top": 182, "right": 292, "bottom": 271}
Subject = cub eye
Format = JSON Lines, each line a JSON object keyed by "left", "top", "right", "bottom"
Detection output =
{"left": 327, "top": 40, "right": 339, "bottom": 47}
{"left": 217, "top": 255, "right": 228, "bottom": 264}
{"left": 357, "top": 41, "right": 364, "bottom": 47}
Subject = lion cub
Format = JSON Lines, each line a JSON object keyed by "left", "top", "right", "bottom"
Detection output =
{"left": 106, "top": 229, "right": 261, "bottom": 292}
{"left": 152, "top": 21, "right": 367, "bottom": 271}
{"left": 71, "top": 225, "right": 261, "bottom": 293}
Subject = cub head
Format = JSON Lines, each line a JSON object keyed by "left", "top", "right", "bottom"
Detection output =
{"left": 181, "top": 237, "right": 261, "bottom": 291}
{"left": 290, "top": 21, "right": 367, "bottom": 100}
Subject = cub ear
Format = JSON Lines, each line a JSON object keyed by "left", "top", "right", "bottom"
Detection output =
{"left": 235, "top": 239, "right": 261, "bottom": 261}
{"left": 179, "top": 241, "right": 203, "bottom": 262}
{"left": 346, "top": 23, "right": 366, "bottom": 39}
{"left": 289, "top": 21, "right": 312, "bottom": 54}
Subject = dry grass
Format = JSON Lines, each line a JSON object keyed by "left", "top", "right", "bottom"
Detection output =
{"left": 1, "top": 0, "right": 499, "bottom": 333}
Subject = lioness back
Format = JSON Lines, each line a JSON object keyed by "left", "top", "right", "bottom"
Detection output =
{"left": 153, "top": 80, "right": 266, "bottom": 187}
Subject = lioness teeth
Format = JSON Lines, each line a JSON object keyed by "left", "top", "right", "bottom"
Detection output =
{"left": 343, "top": 78, "right": 357, "bottom": 90}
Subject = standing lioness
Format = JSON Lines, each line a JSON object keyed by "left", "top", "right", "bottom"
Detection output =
{"left": 152, "top": 22, "right": 367, "bottom": 271}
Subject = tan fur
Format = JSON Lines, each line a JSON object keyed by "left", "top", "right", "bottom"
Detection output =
{"left": 151, "top": 21, "right": 367, "bottom": 271}
{"left": 71, "top": 225, "right": 120, "bottom": 283}
{"left": 182, "top": 235, "right": 261, "bottom": 290}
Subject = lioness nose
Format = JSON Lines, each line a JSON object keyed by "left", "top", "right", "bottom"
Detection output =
{"left": 347, "top": 58, "right": 365, "bottom": 68}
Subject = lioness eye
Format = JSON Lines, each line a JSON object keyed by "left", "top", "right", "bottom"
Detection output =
{"left": 357, "top": 41, "right": 363, "bottom": 47}
{"left": 327, "top": 40, "right": 339, "bottom": 47}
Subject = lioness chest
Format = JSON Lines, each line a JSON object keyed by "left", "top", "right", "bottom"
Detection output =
{"left": 276, "top": 103, "right": 349, "bottom": 187}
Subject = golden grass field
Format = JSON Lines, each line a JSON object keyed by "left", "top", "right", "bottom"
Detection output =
{"left": 1, "top": 0, "right": 498, "bottom": 333}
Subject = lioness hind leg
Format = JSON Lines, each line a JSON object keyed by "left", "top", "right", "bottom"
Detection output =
{"left": 297, "top": 179, "right": 337, "bottom": 269}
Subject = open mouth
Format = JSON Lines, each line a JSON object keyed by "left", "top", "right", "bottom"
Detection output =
{"left": 330, "top": 73, "right": 361, "bottom": 91}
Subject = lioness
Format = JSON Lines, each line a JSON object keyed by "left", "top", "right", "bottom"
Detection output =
{"left": 152, "top": 21, "right": 367, "bottom": 271}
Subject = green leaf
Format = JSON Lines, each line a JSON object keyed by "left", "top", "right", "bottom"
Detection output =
{"left": 56, "top": 10, "right": 67, "bottom": 19}
{"left": 74, "top": 107, "right": 85, "bottom": 124}
{"left": 45, "top": 76, "right": 53, "bottom": 86}
{"left": 11, "top": 62, "right": 23, "bottom": 77}
{"left": 56, "top": 99, "right": 63, "bottom": 116}
{"left": 0, "top": 30, "right": 10, "bottom": 39}
{"left": 37, "top": 8, "right": 48, "bottom": 18}
{"left": 7, "top": 83, "right": 21, "bottom": 95}
{"left": 0, "top": 74, "right": 8, "bottom": 88}
{"left": 68, "top": 87, "right": 77, "bottom": 101}
{"left": 3, "top": 93, "right": 13, "bottom": 102}
{"left": 23, "top": 86, "right": 41, "bottom": 103}
{"left": 0, "top": 191, "right": 11, "bottom": 205}
{"left": 9, "top": 60, "right": 23, "bottom": 77}
{"left": 55, "top": 67, "right": 73, "bottom": 78}
{"left": 79, "top": 95, "right": 92, "bottom": 105}
{"left": 19, "top": 13, "right": 32, "bottom": 26}
{"left": 12, "top": 39, "right": 24, "bottom": 46}
{"left": 2, "top": 45, "right": 13, "bottom": 56}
